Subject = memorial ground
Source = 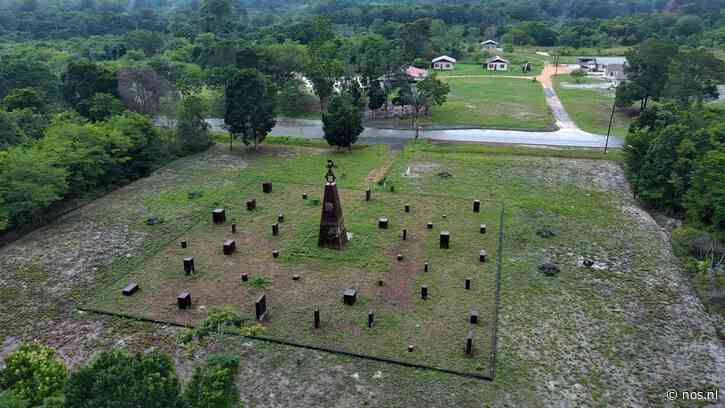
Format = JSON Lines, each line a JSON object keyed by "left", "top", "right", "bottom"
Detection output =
{"left": 1, "top": 140, "right": 722, "bottom": 407}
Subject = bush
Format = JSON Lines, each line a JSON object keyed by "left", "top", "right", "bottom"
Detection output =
{"left": 0, "top": 343, "right": 67, "bottom": 406}
{"left": 671, "top": 226, "right": 713, "bottom": 258}
{"left": 0, "top": 390, "right": 29, "bottom": 408}
{"left": 64, "top": 349, "right": 185, "bottom": 408}
{"left": 195, "top": 307, "right": 244, "bottom": 339}
{"left": 183, "top": 354, "right": 241, "bottom": 408}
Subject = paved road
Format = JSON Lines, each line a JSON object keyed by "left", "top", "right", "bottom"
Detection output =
{"left": 203, "top": 64, "right": 624, "bottom": 149}
{"left": 206, "top": 118, "right": 623, "bottom": 149}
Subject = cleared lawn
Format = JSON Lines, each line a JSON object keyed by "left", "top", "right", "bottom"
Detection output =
{"left": 428, "top": 77, "right": 554, "bottom": 130}
{"left": 375, "top": 77, "right": 554, "bottom": 130}
{"left": 554, "top": 74, "right": 634, "bottom": 137}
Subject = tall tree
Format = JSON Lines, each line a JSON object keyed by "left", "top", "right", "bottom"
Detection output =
{"left": 176, "top": 95, "right": 211, "bottom": 154}
{"left": 306, "top": 41, "right": 345, "bottom": 111}
{"left": 615, "top": 38, "right": 677, "bottom": 109}
{"left": 664, "top": 48, "right": 725, "bottom": 105}
{"left": 322, "top": 93, "right": 363, "bottom": 151}
{"left": 224, "top": 69, "right": 276, "bottom": 151}
{"left": 417, "top": 73, "right": 450, "bottom": 115}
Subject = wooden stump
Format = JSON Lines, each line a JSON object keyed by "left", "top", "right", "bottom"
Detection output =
{"left": 440, "top": 231, "right": 450, "bottom": 249}
{"left": 183, "top": 257, "right": 195, "bottom": 275}
{"left": 470, "top": 311, "right": 479, "bottom": 324}
{"left": 255, "top": 294, "right": 267, "bottom": 321}
{"left": 212, "top": 208, "right": 226, "bottom": 224}
{"left": 177, "top": 291, "right": 191, "bottom": 309}
{"left": 223, "top": 240, "right": 236, "bottom": 255}
{"left": 343, "top": 288, "right": 357, "bottom": 305}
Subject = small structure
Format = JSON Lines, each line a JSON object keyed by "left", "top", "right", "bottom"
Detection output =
{"left": 577, "top": 56, "right": 628, "bottom": 86}
{"left": 343, "top": 288, "right": 357, "bottom": 305}
{"left": 432, "top": 55, "right": 457, "bottom": 71}
{"left": 122, "top": 282, "right": 139, "bottom": 296}
{"left": 480, "top": 40, "right": 499, "bottom": 49}
{"left": 440, "top": 231, "right": 450, "bottom": 249}
{"left": 255, "top": 294, "right": 267, "bottom": 321}
{"left": 177, "top": 291, "right": 191, "bottom": 309}
{"left": 318, "top": 161, "right": 348, "bottom": 249}
{"left": 485, "top": 56, "right": 510, "bottom": 71}
{"left": 604, "top": 63, "right": 627, "bottom": 87}
{"left": 183, "top": 257, "right": 195, "bottom": 275}
{"left": 223, "top": 240, "right": 236, "bottom": 255}
{"left": 212, "top": 208, "right": 226, "bottom": 224}
{"left": 405, "top": 66, "right": 429, "bottom": 81}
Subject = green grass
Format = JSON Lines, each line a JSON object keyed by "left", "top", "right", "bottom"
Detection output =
{"left": 376, "top": 77, "right": 554, "bottom": 130}
{"left": 69, "top": 138, "right": 708, "bottom": 406}
{"left": 450, "top": 49, "right": 551, "bottom": 77}
{"left": 553, "top": 74, "right": 634, "bottom": 137}
{"left": 425, "top": 77, "right": 554, "bottom": 130}
{"left": 87, "top": 143, "right": 499, "bottom": 376}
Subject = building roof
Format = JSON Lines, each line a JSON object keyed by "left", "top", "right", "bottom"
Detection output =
{"left": 485, "top": 56, "right": 510, "bottom": 64}
{"left": 432, "top": 55, "right": 457, "bottom": 63}
{"left": 481, "top": 40, "right": 499, "bottom": 45}
{"left": 594, "top": 57, "right": 628, "bottom": 66}
{"left": 406, "top": 66, "right": 429, "bottom": 79}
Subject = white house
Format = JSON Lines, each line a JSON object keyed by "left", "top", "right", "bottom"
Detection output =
{"left": 432, "top": 55, "right": 456, "bottom": 70}
{"left": 485, "top": 56, "right": 510, "bottom": 71}
{"left": 480, "top": 40, "right": 499, "bottom": 49}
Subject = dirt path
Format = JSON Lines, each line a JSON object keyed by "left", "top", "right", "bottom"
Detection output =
{"left": 536, "top": 64, "right": 580, "bottom": 130}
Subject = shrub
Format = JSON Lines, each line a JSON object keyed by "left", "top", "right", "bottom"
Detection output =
{"left": 64, "top": 349, "right": 185, "bottom": 408}
{"left": 0, "top": 343, "right": 67, "bottom": 406}
{"left": 195, "top": 307, "right": 243, "bottom": 338}
{"left": 183, "top": 354, "right": 241, "bottom": 408}
{"left": 0, "top": 390, "right": 29, "bottom": 408}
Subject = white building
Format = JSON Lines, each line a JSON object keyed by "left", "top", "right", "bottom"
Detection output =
{"left": 485, "top": 56, "right": 510, "bottom": 71}
{"left": 480, "top": 40, "right": 499, "bottom": 49}
{"left": 431, "top": 55, "right": 457, "bottom": 70}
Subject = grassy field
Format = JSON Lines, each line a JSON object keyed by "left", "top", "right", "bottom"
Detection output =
{"left": 5, "top": 136, "right": 720, "bottom": 407}
{"left": 88, "top": 178, "right": 500, "bottom": 375}
{"left": 430, "top": 77, "right": 554, "bottom": 130}
{"left": 375, "top": 77, "right": 554, "bottom": 130}
{"left": 553, "top": 74, "right": 634, "bottom": 137}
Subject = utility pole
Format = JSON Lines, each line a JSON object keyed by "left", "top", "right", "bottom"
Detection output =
{"left": 605, "top": 98, "right": 616, "bottom": 154}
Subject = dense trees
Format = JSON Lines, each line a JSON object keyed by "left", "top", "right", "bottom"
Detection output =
{"left": 65, "top": 349, "right": 186, "bottom": 408}
{"left": 617, "top": 43, "right": 724, "bottom": 109}
{"left": 624, "top": 103, "right": 725, "bottom": 238}
{"left": 0, "top": 343, "right": 243, "bottom": 408}
{"left": 0, "top": 343, "right": 67, "bottom": 406}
